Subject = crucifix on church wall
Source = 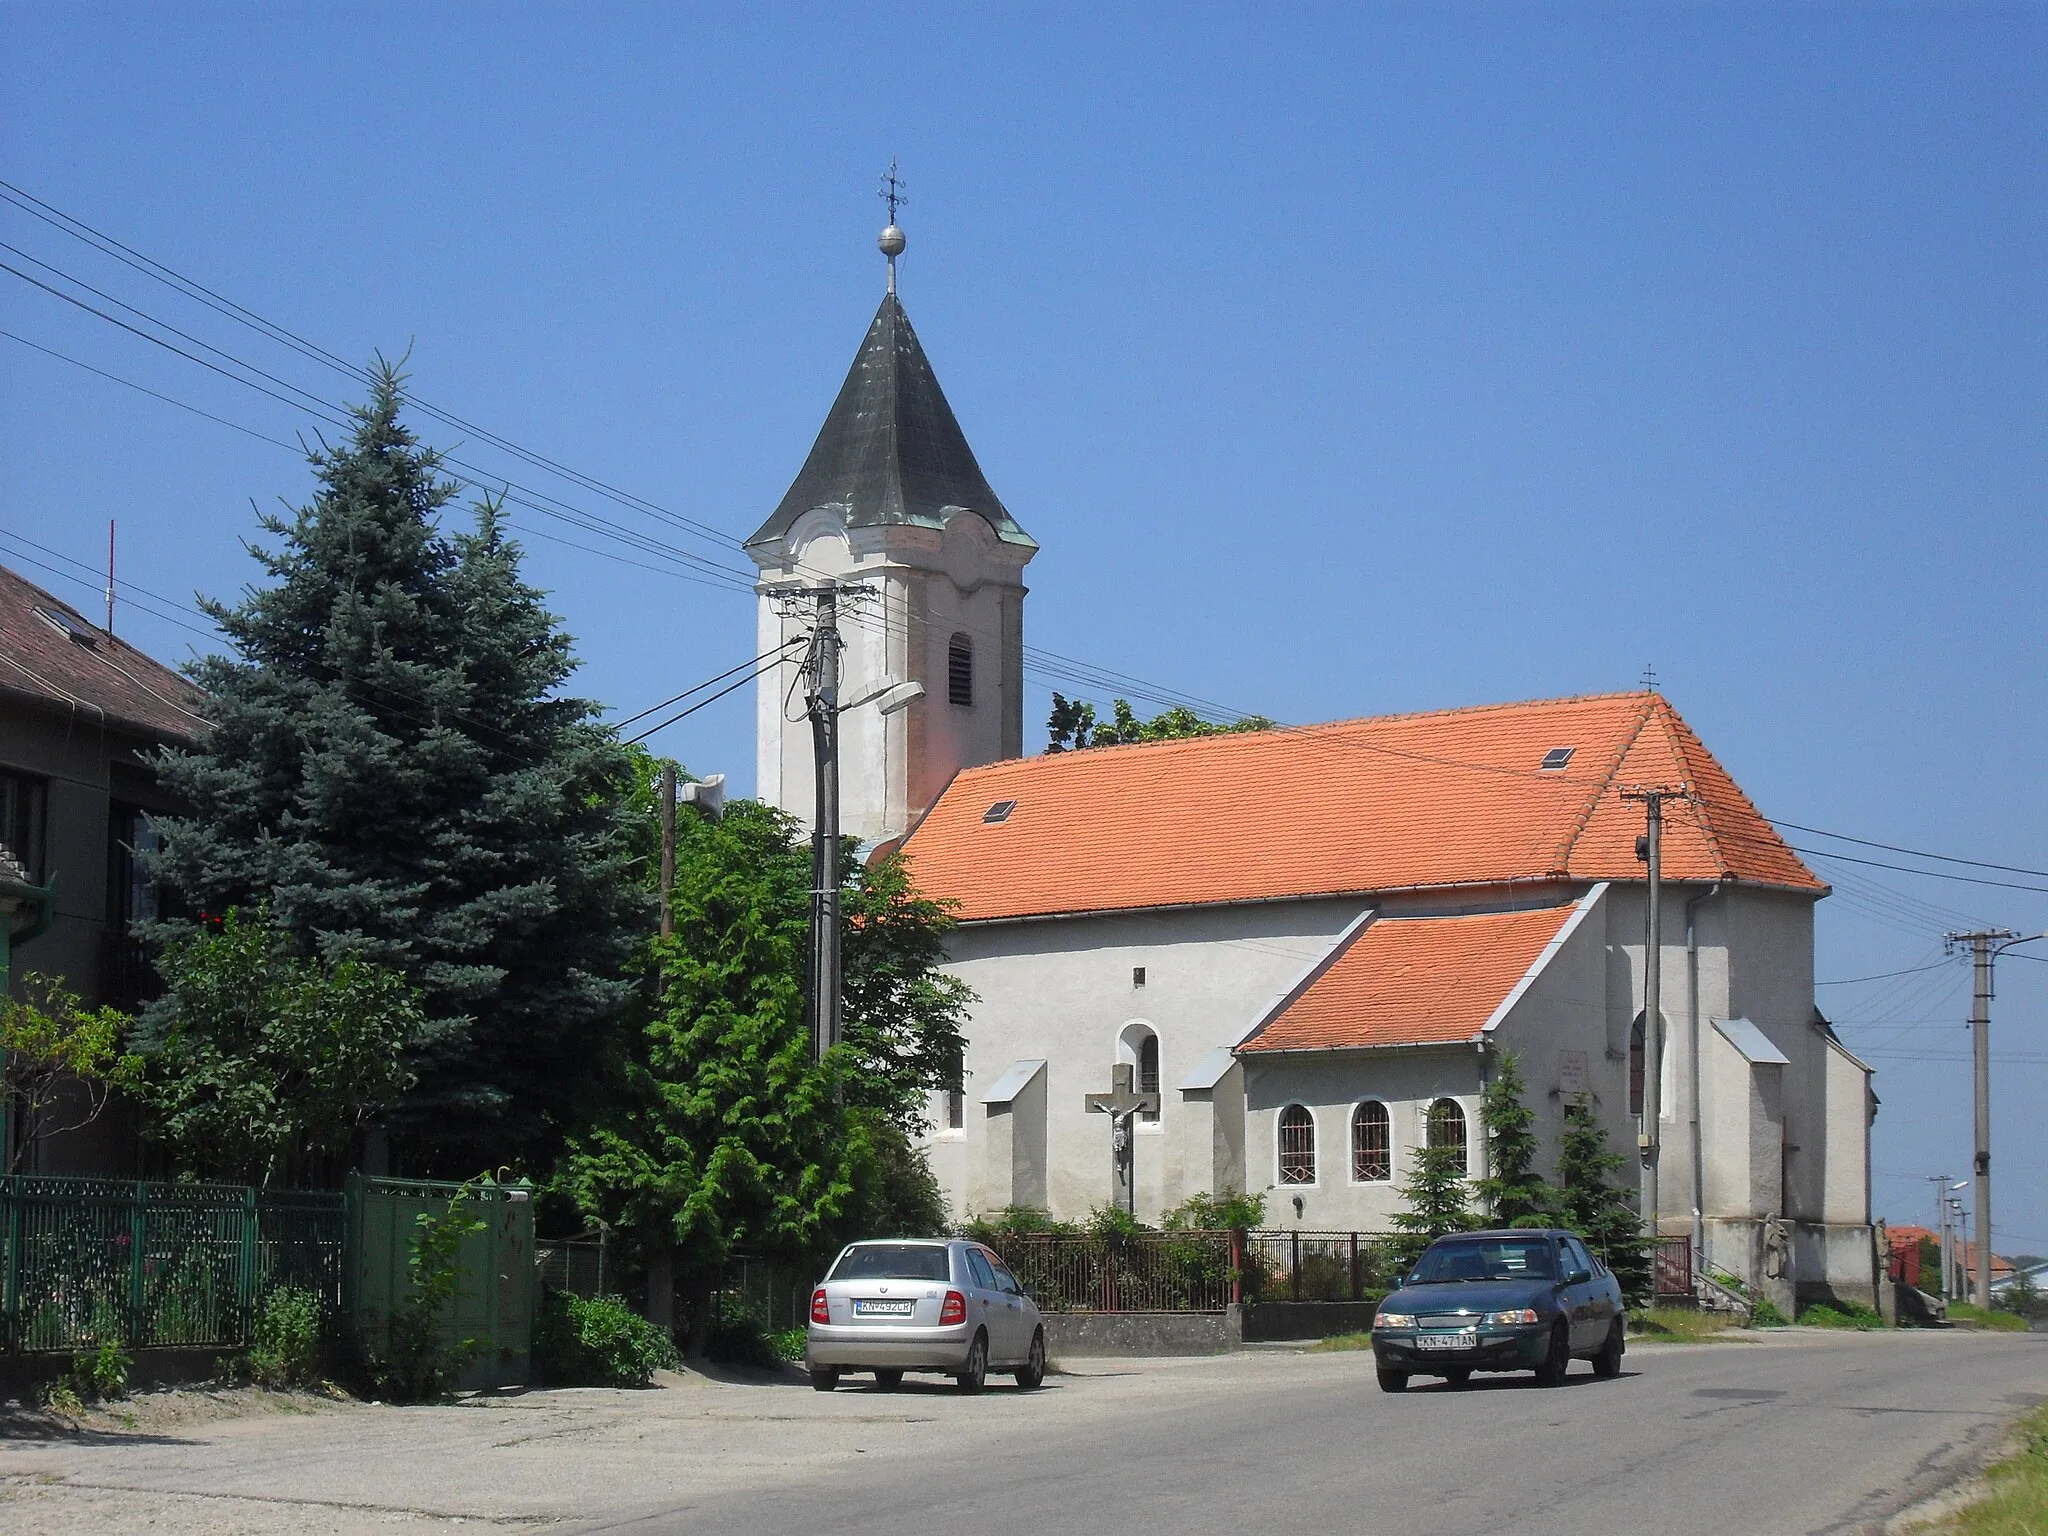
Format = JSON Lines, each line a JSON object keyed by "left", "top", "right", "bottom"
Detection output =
{"left": 1085, "top": 1063, "right": 1161, "bottom": 1216}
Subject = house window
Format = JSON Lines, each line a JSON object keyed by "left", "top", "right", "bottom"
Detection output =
{"left": 1137, "top": 1032, "right": 1160, "bottom": 1124}
{"left": 0, "top": 770, "right": 48, "bottom": 881}
{"left": 103, "top": 805, "right": 164, "bottom": 1010}
{"left": 948, "top": 633, "right": 973, "bottom": 706}
{"left": 1278, "top": 1104, "right": 1316, "bottom": 1185}
{"left": 1351, "top": 1101, "right": 1391, "bottom": 1182}
{"left": 1427, "top": 1098, "right": 1468, "bottom": 1176}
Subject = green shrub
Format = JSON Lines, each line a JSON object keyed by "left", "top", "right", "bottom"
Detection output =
{"left": 247, "top": 1285, "right": 324, "bottom": 1386}
{"left": 69, "top": 1339, "right": 132, "bottom": 1402}
{"left": 703, "top": 1294, "right": 784, "bottom": 1370}
{"left": 534, "top": 1290, "right": 680, "bottom": 1388}
{"left": 1750, "top": 1295, "right": 1789, "bottom": 1328}
{"left": 1798, "top": 1299, "right": 1884, "bottom": 1331}
{"left": 769, "top": 1326, "right": 807, "bottom": 1364}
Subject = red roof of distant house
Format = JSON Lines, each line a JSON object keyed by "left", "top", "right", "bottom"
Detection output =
{"left": 1240, "top": 901, "right": 1583, "bottom": 1053}
{"left": 902, "top": 692, "right": 1820, "bottom": 922}
{"left": 0, "top": 562, "right": 207, "bottom": 743}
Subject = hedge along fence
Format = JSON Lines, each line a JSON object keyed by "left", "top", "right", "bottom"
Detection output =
{"left": 983, "top": 1229, "right": 1406, "bottom": 1313}
{"left": 0, "top": 1176, "right": 344, "bottom": 1354}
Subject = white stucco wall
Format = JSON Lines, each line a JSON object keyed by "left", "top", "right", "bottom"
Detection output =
{"left": 925, "top": 898, "right": 1365, "bottom": 1222}
{"left": 922, "top": 872, "right": 1871, "bottom": 1297}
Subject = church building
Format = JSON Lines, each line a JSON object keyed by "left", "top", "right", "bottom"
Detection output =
{"left": 751, "top": 220, "right": 1877, "bottom": 1311}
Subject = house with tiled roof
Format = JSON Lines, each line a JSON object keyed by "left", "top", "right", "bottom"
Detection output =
{"left": 752, "top": 228, "right": 1876, "bottom": 1308}
{"left": 0, "top": 559, "right": 207, "bottom": 1173}
{"left": 894, "top": 690, "right": 1876, "bottom": 1307}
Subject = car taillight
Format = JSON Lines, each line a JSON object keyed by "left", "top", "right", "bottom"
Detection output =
{"left": 811, "top": 1288, "right": 830, "bottom": 1325}
{"left": 939, "top": 1289, "right": 966, "bottom": 1325}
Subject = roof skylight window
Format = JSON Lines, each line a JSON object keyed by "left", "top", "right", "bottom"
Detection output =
{"left": 1539, "top": 747, "right": 1575, "bottom": 771}
{"left": 33, "top": 605, "right": 98, "bottom": 647}
{"left": 983, "top": 799, "right": 1017, "bottom": 824}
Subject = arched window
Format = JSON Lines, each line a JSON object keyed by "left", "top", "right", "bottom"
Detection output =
{"left": 948, "top": 633, "right": 973, "bottom": 706}
{"left": 1351, "top": 1102, "right": 1391, "bottom": 1182}
{"left": 1427, "top": 1098, "right": 1468, "bottom": 1176}
{"left": 1278, "top": 1105, "right": 1316, "bottom": 1185}
{"left": 1629, "top": 1014, "right": 1646, "bottom": 1118}
{"left": 1137, "top": 1033, "right": 1160, "bottom": 1123}
{"left": 1118, "top": 1021, "right": 1162, "bottom": 1125}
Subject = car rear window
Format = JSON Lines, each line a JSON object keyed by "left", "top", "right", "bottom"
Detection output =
{"left": 1410, "top": 1238, "right": 1557, "bottom": 1283}
{"left": 829, "top": 1244, "right": 952, "bottom": 1282}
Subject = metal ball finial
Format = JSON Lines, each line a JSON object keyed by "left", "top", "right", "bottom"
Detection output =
{"left": 878, "top": 224, "right": 906, "bottom": 258}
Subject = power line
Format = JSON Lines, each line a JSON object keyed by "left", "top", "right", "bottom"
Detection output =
{"left": 1816, "top": 960, "right": 1953, "bottom": 987}
{"left": 1771, "top": 819, "right": 2048, "bottom": 881}
{"left": 9, "top": 182, "right": 2048, "bottom": 893}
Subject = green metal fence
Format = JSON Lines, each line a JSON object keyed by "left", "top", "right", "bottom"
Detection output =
{"left": 0, "top": 1176, "right": 345, "bottom": 1353}
{"left": 344, "top": 1173, "right": 534, "bottom": 1390}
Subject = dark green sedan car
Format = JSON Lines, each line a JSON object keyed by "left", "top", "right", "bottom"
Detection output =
{"left": 1370, "top": 1229, "right": 1627, "bottom": 1392}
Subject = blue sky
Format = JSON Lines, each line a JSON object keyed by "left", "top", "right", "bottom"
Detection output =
{"left": 3, "top": 4, "right": 2043, "bottom": 1250}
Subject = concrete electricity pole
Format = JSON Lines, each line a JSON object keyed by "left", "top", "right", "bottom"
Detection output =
{"left": 1943, "top": 928, "right": 2042, "bottom": 1309}
{"left": 658, "top": 761, "right": 677, "bottom": 941}
{"left": 779, "top": 583, "right": 922, "bottom": 1064}
{"left": 1625, "top": 783, "right": 1692, "bottom": 1241}
{"left": 801, "top": 585, "right": 844, "bottom": 1063}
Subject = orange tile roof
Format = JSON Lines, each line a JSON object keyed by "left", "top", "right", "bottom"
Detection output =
{"left": 901, "top": 691, "right": 1821, "bottom": 922}
{"left": 1240, "top": 902, "right": 1581, "bottom": 1053}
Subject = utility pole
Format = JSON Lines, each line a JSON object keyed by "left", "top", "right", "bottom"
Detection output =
{"left": 1927, "top": 1175, "right": 1951, "bottom": 1297}
{"left": 1944, "top": 928, "right": 2040, "bottom": 1309}
{"left": 657, "top": 761, "right": 676, "bottom": 941}
{"left": 1625, "top": 783, "right": 1692, "bottom": 1241}
{"left": 775, "top": 581, "right": 917, "bottom": 1064}
{"left": 805, "top": 586, "right": 843, "bottom": 1063}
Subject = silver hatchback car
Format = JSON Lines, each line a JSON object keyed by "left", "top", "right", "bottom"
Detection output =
{"left": 806, "top": 1238, "right": 1046, "bottom": 1393}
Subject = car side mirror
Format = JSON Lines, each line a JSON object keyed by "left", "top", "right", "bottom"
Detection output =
{"left": 1567, "top": 1268, "right": 1592, "bottom": 1286}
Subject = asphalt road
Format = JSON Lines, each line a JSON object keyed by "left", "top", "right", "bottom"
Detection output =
{"left": 2, "top": 1330, "right": 2042, "bottom": 1535}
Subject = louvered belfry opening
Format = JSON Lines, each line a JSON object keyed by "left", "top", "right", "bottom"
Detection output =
{"left": 948, "top": 632, "right": 973, "bottom": 706}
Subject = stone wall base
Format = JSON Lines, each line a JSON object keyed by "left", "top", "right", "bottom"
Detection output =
{"left": 1043, "top": 1309, "right": 1239, "bottom": 1357}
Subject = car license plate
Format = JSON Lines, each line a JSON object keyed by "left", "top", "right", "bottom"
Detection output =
{"left": 851, "top": 1299, "right": 914, "bottom": 1317}
{"left": 1415, "top": 1332, "right": 1474, "bottom": 1351}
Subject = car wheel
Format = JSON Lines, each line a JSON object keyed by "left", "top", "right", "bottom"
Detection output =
{"left": 1444, "top": 1369, "right": 1472, "bottom": 1389}
{"left": 1376, "top": 1368, "right": 1408, "bottom": 1394}
{"left": 955, "top": 1331, "right": 988, "bottom": 1395}
{"left": 1014, "top": 1330, "right": 1046, "bottom": 1390}
{"left": 1592, "top": 1320, "right": 1625, "bottom": 1379}
{"left": 1534, "top": 1324, "right": 1570, "bottom": 1388}
{"left": 809, "top": 1367, "right": 840, "bottom": 1393}
{"left": 873, "top": 1369, "right": 904, "bottom": 1391}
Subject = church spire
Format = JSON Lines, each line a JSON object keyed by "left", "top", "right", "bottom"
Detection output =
{"left": 744, "top": 186, "right": 1035, "bottom": 556}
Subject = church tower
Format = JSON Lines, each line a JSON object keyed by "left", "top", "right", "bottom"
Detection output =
{"left": 747, "top": 209, "right": 1036, "bottom": 848}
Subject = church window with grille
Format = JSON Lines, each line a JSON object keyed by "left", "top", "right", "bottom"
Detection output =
{"left": 948, "top": 633, "right": 973, "bottom": 706}
{"left": 1137, "top": 1032, "right": 1159, "bottom": 1123}
{"left": 1427, "top": 1098, "right": 1468, "bottom": 1176}
{"left": 1351, "top": 1101, "right": 1391, "bottom": 1182}
{"left": 1278, "top": 1104, "right": 1316, "bottom": 1185}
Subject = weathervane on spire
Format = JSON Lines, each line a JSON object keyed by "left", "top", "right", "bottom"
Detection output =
{"left": 877, "top": 157, "right": 907, "bottom": 296}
